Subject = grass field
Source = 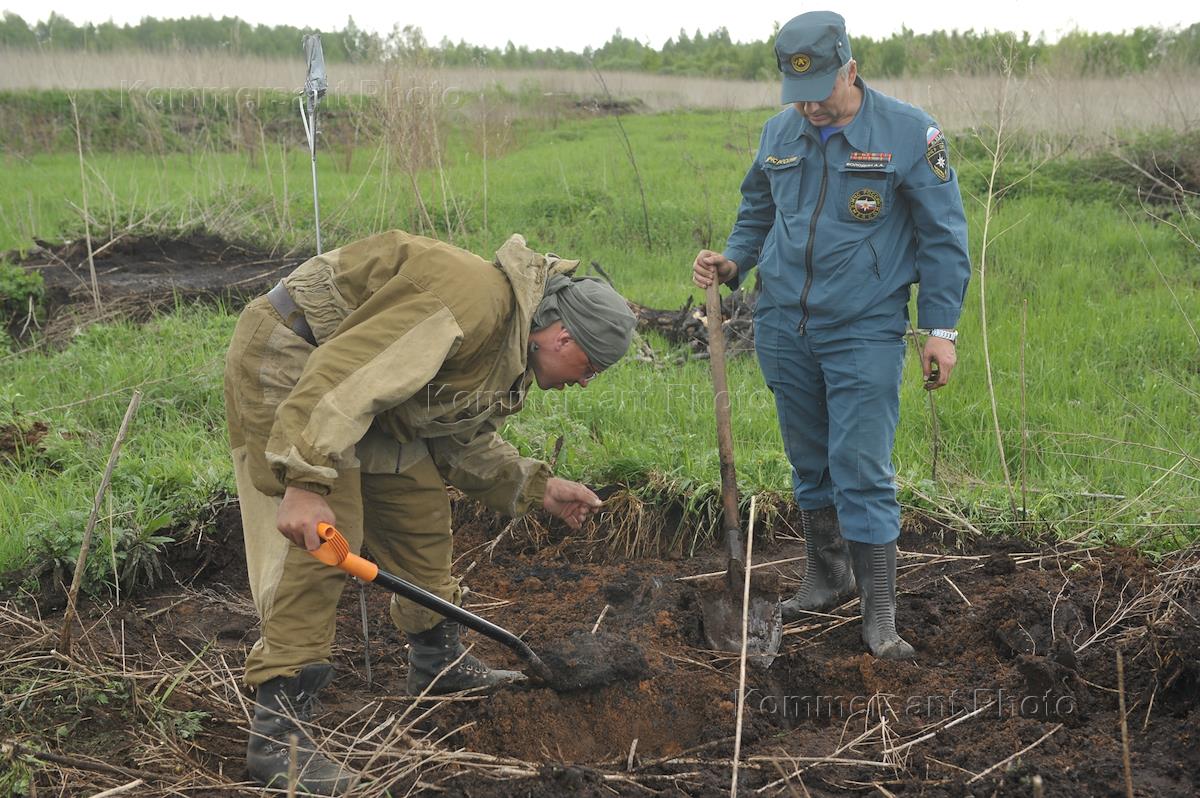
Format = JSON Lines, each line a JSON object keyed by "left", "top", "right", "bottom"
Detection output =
{"left": 0, "top": 79, "right": 1197, "bottom": 588}
{"left": 4, "top": 49, "right": 1200, "bottom": 137}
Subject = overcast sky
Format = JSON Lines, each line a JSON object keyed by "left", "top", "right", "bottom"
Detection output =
{"left": 5, "top": 1, "right": 1197, "bottom": 51}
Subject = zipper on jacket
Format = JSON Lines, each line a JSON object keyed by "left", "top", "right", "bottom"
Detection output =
{"left": 799, "top": 144, "right": 828, "bottom": 335}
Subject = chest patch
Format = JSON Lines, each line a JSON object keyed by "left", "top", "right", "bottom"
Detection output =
{"left": 846, "top": 151, "right": 893, "bottom": 170}
{"left": 925, "top": 126, "right": 949, "bottom": 182}
{"left": 849, "top": 188, "right": 883, "bottom": 221}
{"left": 765, "top": 154, "right": 799, "bottom": 166}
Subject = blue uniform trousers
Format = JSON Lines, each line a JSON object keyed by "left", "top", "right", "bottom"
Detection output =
{"left": 754, "top": 307, "right": 906, "bottom": 545}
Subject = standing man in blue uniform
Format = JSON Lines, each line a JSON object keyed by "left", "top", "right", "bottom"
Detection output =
{"left": 692, "top": 11, "right": 971, "bottom": 659}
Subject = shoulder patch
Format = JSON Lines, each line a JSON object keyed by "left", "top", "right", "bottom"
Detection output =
{"left": 925, "top": 126, "right": 949, "bottom": 182}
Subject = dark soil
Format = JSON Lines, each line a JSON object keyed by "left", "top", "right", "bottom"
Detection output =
{"left": 5, "top": 500, "right": 1198, "bottom": 797}
{"left": 537, "top": 630, "right": 650, "bottom": 692}
{"left": 8, "top": 233, "right": 298, "bottom": 338}
{"left": 2, "top": 238, "right": 1197, "bottom": 795}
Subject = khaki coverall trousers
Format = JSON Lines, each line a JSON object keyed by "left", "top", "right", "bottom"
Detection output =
{"left": 224, "top": 297, "right": 462, "bottom": 687}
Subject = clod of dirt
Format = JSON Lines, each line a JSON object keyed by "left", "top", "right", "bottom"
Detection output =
{"left": 982, "top": 552, "right": 1018, "bottom": 575}
{"left": 538, "top": 630, "right": 649, "bottom": 692}
{"left": 1016, "top": 653, "right": 1083, "bottom": 720}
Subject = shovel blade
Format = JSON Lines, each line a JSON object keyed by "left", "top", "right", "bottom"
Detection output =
{"left": 700, "top": 589, "right": 783, "bottom": 668}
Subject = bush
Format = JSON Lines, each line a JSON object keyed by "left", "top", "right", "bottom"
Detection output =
{"left": 0, "top": 260, "right": 43, "bottom": 337}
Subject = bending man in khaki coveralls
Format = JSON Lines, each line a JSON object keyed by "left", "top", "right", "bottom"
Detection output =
{"left": 224, "top": 230, "right": 636, "bottom": 793}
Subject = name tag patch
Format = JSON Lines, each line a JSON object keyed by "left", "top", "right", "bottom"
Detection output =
{"left": 849, "top": 188, "right": 883, "bottom": 221}
{"left": 925, "top": 127, "right": 949, "bottom": 182}
{"left": 764, "top": 155, "right": 799, "bottom": 166}
{"left": 846, "top": 151, "right": 893, "bottom": 170}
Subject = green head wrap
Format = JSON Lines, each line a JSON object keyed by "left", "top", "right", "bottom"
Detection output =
{"left": 532, "top": 274, "right": 636, "bottom": 369}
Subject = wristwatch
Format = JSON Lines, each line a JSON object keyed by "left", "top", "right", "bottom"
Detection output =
{"left": 928, "top": 328, "right": 958, "bottom": 343}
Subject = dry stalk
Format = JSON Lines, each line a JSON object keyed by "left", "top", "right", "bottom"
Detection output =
{"left": 3, "top": 596, "right": 537, "bottom": 795}
{"left": 866, "top": 693, "right": 907, "bottom": 771}
{"left": 678, "top": 555, "right": 805, "bottom": 583}
{"left": 287, "top": 734, "right": 298, "bottom": 797}
{"left": 900, "top": 480, "right": 986, "bottom": 538}
{"left": 59, "top": 390, "right": 142, "bottom": 655}
{"left": 967, "top": 723, "right": 1063, "bottom": 784}
{"left": 1019, "top": 297, "right": 1028, "bottom": 517}
{"left": 768, "top": 758, "right": 807, "bottom": 798}
{"left": 86, "top": 779, "right": 145, "bottom": 798}
{"left": 480, "top": 90, "right": 489, "bottom": 239}
{"left": 972, "top": 57, "right": 1018, "bottom": 518}
{"left": 591, "top": 603, "right": 611, "bottom": 634}
{"left": 359, "top": 581, "right": 372, "bottom": 688}
{"left": 377, "top": 63, "right": 438, "bottom": 235}
{"left": 1132, "top": 198, "right": 1200, "bottom": 348}
{"left": 731, "top": 495, "right": 758, "bottom": 797}
{"left": 1076, "top": 576, "right": 1169, "bottom": 653}
{"left": 756, "top": 719, "right": 890, "bottom": 793}
{"left": 68, "top": 94, "right": 101, "bottom": 314}
{"left": 943, "top": 575, "right": 971, "bottom": 606}
{"left": 635, "top": 735, "right": 736, "bottom": 772}
{"left": 589, "top": 60, "right": 653, "bottom": 251}
{"left": 880, "top": 700, "right": 996, "bottom": 758}
{"left": 1117, "top": 650, "right": 1135, "bottom": 798}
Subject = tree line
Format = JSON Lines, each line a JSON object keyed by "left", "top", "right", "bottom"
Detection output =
{"left": 4, "top": 12, "right": 1199, "bottom": 78}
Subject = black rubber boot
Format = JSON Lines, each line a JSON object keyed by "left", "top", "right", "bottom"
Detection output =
{"left": 780, "top": 506, "right": 857, "bottom": 622}
{"left": 848, "top": 541, "right": 915, "bottom": 660}
{"left": 246, "top": 663, "right": 358, "bottom": 795}
{"left": 406, "top": 620, "right": 525, "bottom": 695}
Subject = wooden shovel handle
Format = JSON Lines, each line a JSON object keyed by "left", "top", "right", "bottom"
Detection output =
{"left": 705, "top": 282, "right": 742, "bottom": 543}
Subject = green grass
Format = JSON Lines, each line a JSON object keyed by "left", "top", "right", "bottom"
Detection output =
{"left": 0, "top": 307, "right": 233, "bottom": 589}
{"left": 1, "top": 103, "right": 1197, "bottom": 586}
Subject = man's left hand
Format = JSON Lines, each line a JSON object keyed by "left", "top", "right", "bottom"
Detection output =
{"left": 921, "top": 336, "right": 957, "bottom": 391}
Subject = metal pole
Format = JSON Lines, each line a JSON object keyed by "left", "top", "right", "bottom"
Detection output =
{"left": 307, "top": 95, "right": 322, "bottom": 254}
{"left": 301, "top": 33, "right": 327, "bottom": 255}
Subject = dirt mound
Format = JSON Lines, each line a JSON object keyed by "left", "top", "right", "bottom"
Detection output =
{"left": 3, "top": 502, "right": 1198, "bottom": 796}
{"left": 8, "top": 232, "right": 298, "bottom": 337}
{"left": 537, "top": 630, "right": 649, "bottom": 692}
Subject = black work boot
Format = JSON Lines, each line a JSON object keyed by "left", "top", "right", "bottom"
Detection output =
{"left": 780, "top": 506, "right": 857, "bottom": 622}
{"left": 406, "top": 620, "right": 525, "bottom": 695}
{"left": 848, "top": 541, "right": 915, "bottom": 660}
{"left": 246, "top": 663, "right": 358, "bottom": 795}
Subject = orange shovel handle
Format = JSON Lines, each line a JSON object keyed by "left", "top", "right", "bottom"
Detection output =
{"left": 306, "top": 522, "right": 552, "bottom": 682}
{"left": 309, "top": 523, "right": 379, "bottom": 582}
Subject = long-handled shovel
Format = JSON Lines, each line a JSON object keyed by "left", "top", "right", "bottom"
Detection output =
{"left": 697, "top": 283, "right": 783, "bottom": 666}
{"left": 308, "top": 522, "right": 553, "bottom": 682}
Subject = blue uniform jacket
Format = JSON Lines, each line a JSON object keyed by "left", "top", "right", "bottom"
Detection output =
{"left": 723, "top": 79, "right": 971, "bottom": 334}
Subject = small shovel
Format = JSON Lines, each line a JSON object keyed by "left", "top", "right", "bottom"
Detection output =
{"left": 308, "top": 522, "right": 553, "bottom": 682}
{"left": 697, "top": 282, "right": 783, "bottom": 666}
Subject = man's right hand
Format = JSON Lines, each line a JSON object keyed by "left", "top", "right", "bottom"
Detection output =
{"left": 542, "top": 477, "right": 602, "bottom": 530}
{"left": 692, "top": 250, "right": 738, "bottom": 289}
{"left": 276, "top": 485, "right": 336, "bottom": 550}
